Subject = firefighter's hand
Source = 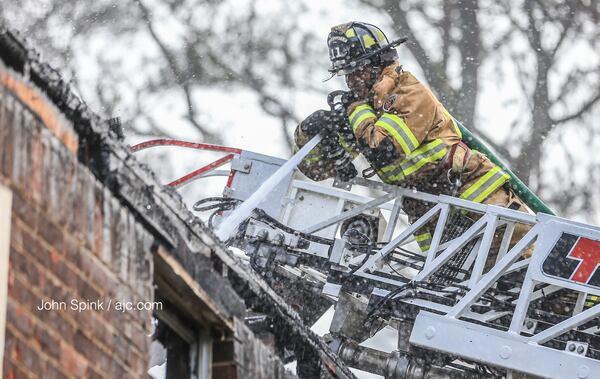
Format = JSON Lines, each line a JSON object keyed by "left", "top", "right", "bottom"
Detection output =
{"left": 300, "top": 110, "right": 336, "bottom": 137}
{"left": 341, "top": 91, "right": 360, "bottom": 108}
{"left": 336, "top": 162, "right": 358, "bottom": 182}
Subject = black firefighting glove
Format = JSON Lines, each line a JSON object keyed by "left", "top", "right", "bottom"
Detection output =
{"left": 336, "top": 160, "right": 358, "bottom": 182}
{"left": 299, "top": 110, "right": 338, "bottom": 137}
{"left": 340, "top": 90, "right": 360, "bottom": 108}
{"left": 320, "top": 135, "right": 358, "bottom": 182}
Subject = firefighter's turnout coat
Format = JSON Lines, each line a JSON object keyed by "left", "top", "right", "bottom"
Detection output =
{"left": 294, "top": 61, "right": 528, "bottom": 252}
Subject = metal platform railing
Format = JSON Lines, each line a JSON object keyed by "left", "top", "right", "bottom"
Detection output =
{"left": 136, "top": 142, "right": 600, "bottom": 378}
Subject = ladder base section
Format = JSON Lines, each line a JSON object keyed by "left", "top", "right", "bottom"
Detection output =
{"left": 410, "top": 311, "right": 599, "bottom": 379}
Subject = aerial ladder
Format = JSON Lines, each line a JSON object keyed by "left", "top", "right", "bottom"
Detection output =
{"left": 132, "top": 100, "right": 600, "bottom": 379}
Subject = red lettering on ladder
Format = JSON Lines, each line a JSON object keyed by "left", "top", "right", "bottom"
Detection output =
{"left": 567, "top": 237, "right": 600, "bottom": 284}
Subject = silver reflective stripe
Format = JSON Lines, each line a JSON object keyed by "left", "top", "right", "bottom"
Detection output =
{"left": 417, "top": 238, "right": 432, "bottom": 250}
{"left": 378, "top": 141, "right": 446, "bottom": 182}
{"left": 400, "top": 141, "right": 447, "bottom": 172}
{"left": 382, "top": 165, "right": 404, "bottom": 180}
{"left": 349, "top": 109, "right": 375, "bottom": 127}
{"left": 462, "top": 169, "right": 507, "bottom": 202}
{"left": 377, "top": 116, "right": 418, "bottom": 151}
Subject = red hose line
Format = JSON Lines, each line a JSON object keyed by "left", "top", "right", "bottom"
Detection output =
{"left": 131, "top": 139, "right": 242, "bottom": 154}
{"left": 168, "top": 154, "right": 235, "bottom": 188}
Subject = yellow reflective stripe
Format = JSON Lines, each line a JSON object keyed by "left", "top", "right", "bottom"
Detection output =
{"left": 349, "top": 104, "right": 376, "bottom": 132}
{"left": 349, "top": 104, "right": 374, "bottom": 122}
{"left": 460, "top": 167, "right": 501, "bottom": 200}
{"left": 380, "top": 166, "right": 404, "bottom": 182}
{"left": 375, "top": 30, "right": 385, "bottom": 42}
{"left": 387, "top": 172, "right": 404, "bottom": 182}
{"left": 472, "top": 172, "right": 510, "bottom": 203}
{"left": 338, "top": 135, "right": 350, "bottom": 150}
{"left": 378, "top": 163, "right": 404, "bottom": 182}
{"left": 304, "top": 156, "right": 320, "bottom": 162}
{"left": 460, "top": 166, "right": 511, "bottom": 203}
{"left": 352, "top": 113, "right": 376, "bottom": 132}
{"left": 380, "top": 163, "right": 396, "bottom": 173}
{"left": 415, "top": 232, "right": 432, "bottom": 242}
{"left": 586, "top": 295, "right": 599, "bottom": 307}
{"left": 375, "top": 113, "right": 418, "bottom": 155}
{"left": 374, "top": 140, "right": 446, "bottom": 183}
{"left": 300, "top": 154, "right": 321, "bottom": 162}
{"left": 362, "top": 34, "right": 376, "bottom": 48}
{"left": 400, "top": 140, "right": 447, "bottom": 176}
{"left": 337, "top": 134, "right": 359, "bottom": 158}
{"left": 375, "top": 165, "right": 402, "bottom": 183}
{"left": 303, "top": 147, "right": 322, "bottom": 162}
{"left": 415, "top": 232, "right": 432, "bottom": 252}
{"left": 345, "top": 29, "right": 356, "bottom": 38}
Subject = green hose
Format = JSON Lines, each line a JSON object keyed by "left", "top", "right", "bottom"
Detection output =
{"left": 454, "top": 119, "right": 555, "bottom": 215}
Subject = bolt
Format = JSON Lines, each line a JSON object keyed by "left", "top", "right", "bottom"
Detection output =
{"left": 577, "top": 345, "right": 585, "bottom": 355}
{"left": 257, "top": 229, "right": 268, "bottom": 241}
{"left": 578, "top": 365, "right": 590, "bottom": 378}
{"left": 526, "top": 320, "right": 534, "bottom": 329}
{"left": 243, "top": 163, "right": 251, "bottom": 170}
{"left": 424, "top": 326, "right": 436, "bottom": 340}
{"left": 298, "top": 195, "right": 304, "bottom": 201}
{"left": 499, "top": 346, "right": 512, "bottom": 359}
{"left": 274, "top": 233, "right": 285, "bottom": 245}
{"left": 569, "top": 343, "right": 576, "bottom": 352}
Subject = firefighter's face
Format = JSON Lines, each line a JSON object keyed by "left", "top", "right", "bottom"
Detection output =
{"left": 345, "top": 65, "right": 380, "bottom": 98}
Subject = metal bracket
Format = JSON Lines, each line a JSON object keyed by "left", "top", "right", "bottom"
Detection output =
{"left": 333, "top": 177, "right": 352, "bottom": 190}
{"left": 330, "top": 238, "right": 350, "bottom": 267}
{"left": 231, "top": 158, "right": 252, "bottom": 173}
{"left": 565, "top": 341, "right": 589, "bottom": 356}
{"left": 521, "top": 318, "right": 538, "bottom": 335}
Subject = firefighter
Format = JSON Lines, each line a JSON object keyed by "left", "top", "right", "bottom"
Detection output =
{"left": 294, "top": 21, "right": 531, "bottom": 257}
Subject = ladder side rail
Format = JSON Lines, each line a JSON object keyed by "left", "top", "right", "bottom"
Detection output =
{"left": 495, "top": 221, "right": 516, "bottom": 264}
{"left": 446, "top": 223, "right": 541, "bottom": 318}
{"left": 415, "top": 216, "right": 489, "bottom": 282}
{"left": 468, "top": 213, "right": 500, "bottom": 288}
{"left": 382, "top": 196, "right": 404, "bottom": 242}
{"left": 507, "top": 275, "right": 537, "bottom": 333}
{"left": 410, "top": 311, "right": 600, "bottom": 379}
{"left": 530, "top": 303, "right": 600, "bottom": 344}
{"left": 424, "top": 202, "right": 450, "bottom": 266}
{"left": 357, "top": 204, "right": 444, "bottom": 274}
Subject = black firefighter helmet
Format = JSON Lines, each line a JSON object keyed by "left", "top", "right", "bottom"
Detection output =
{"left": 327, "top": 22, "right": 399, "bottom": 76}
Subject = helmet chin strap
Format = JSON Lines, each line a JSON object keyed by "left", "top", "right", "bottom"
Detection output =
{"left": 322, "top": 72, "right": 336, "bottom": 82}
{"left": 367, "top": 65, "right": 380, "bottom": 90}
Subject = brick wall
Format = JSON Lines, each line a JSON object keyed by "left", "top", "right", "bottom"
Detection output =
{"left": 0, "top": 68, "right": 154, "bottom": 379}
